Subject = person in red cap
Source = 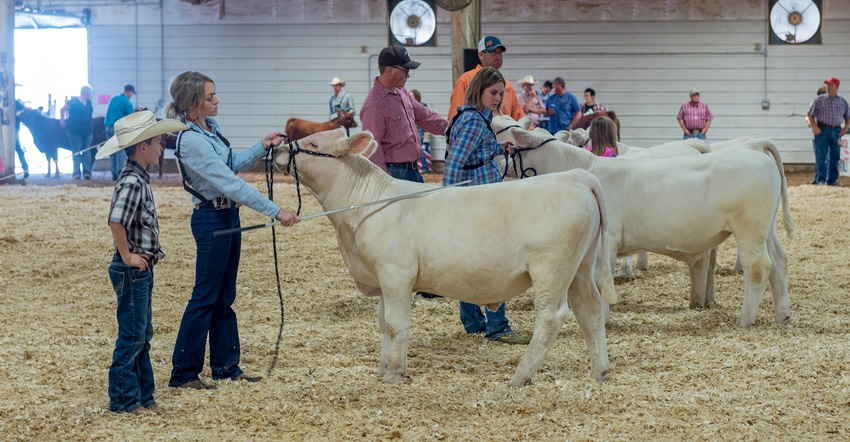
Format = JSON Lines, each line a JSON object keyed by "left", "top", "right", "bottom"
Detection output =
{"left": 448, "top": 36, "right": 525, "bottom": 121}
{"left": 806, "top": 77, "right": 850, "bottom": 186}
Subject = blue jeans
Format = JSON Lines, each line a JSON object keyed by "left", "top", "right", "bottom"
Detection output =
{"left": 104, "top": 126, "right": 127, "bottom": 180}
{"left": 169, "top": 206, "right": 245, "bottom": 386}
{"left": 387, "top": 162, "right": 424, "bottom": 183}
{"left": 68, "top": 131, "right": 93, "bottom": 177}
{"left": 814, "top": 126, "right": 841, "bottom": 184}
{"left": 459, "top": 302, "right": 512, "bottom": 340}
{"left": 108, "top": 253, "right": 155, "bottom": 413}
{"left": 683, "top": 132, "right": 706, "bottom": 140}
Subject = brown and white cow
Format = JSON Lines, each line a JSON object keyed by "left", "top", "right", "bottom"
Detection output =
{"left": 284, "top": 111, "right": 358, "bottom": 141}
{"left": 274, "top": 129, "right": 616, "bottom": 387}
{"left": 495, "top": 126, "right": 793, "bottom": 327}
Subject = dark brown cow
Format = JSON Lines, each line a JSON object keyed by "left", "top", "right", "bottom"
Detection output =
{"left": 573, "top": 111, "right": 620, "bottom": 140}
{"left": 284, "top": 111, "right": 357, "bottom": 141}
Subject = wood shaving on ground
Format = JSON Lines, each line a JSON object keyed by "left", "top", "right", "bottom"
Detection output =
{"left": 0, "top": 173, "right": 848, "bottom": 440}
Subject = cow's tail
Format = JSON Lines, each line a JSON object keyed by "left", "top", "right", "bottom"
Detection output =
{"left": 584, "top": 172, "right": 618, "bottom": 305}
{"left": 763, "top": 140, "right": 796, "bottom": 239}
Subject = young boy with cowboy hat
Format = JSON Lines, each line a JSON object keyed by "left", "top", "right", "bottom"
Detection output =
{"left": 96, "top": 111, "right": 187, "bottom": 415}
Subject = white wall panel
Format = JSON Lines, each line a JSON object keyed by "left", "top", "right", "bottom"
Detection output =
{"left": 63, "top": 1, "right": 850, "bottom": 163}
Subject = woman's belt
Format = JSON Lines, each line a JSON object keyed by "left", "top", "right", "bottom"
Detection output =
{"left": 195, "top": 196, "right": 238, "bottom": 210}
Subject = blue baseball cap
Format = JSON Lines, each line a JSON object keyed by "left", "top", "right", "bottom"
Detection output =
{"left": 478, "top": 36, "right": 506, "bottom": 53}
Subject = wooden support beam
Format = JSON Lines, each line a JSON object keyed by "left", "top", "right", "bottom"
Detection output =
{"left": 449, "top": 0, "right": 480, "bottom": 83}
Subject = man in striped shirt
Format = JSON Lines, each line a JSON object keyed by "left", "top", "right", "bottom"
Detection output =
{"left": 806, "top": 77, "right": 850, "bottom": 186}
{"left": 677, "top": 88, "right": 713, "bottom": 140}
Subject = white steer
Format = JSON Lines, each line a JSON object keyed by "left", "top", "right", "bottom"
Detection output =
{"left": 274, "top": 129, "right": 617, "bottom": 387}
{"left": 495, "top": 126, "right": 792, "bottom": 327}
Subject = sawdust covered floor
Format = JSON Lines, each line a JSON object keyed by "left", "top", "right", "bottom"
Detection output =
{"left": 0, "top": 173, "right": 848, "bottom": 441}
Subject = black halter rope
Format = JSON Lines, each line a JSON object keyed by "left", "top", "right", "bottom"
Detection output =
{"left": 265, "top": 136, "right": 338, "bottom": 375}
{"left": 500, "top": 132, "right": 558, "bottom": 180}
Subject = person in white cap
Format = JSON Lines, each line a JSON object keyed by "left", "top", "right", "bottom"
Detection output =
{"left": 516, "top": 75, "right": 546, "bottom": 127}
{"left": 677, "top": 87, "right": 713, "bottom": 140}
{"left": 98, "top": 110, "right": 187, "bottom": 415}
{"left": 448, "top": 35, "right": 525, "bottom": 121}
{"left": 328, "top": 77, "right": 355, "bottom": 121}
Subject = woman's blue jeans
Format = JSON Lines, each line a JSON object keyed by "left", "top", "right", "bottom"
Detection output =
{"left": 459, "top": 302, "right": 512, "bottom": 340}
{"left": 169, "top": 206, "right": 244, "bottom": 386}
{"left": 108, "top": 253, "right": 155, "bottom": 413}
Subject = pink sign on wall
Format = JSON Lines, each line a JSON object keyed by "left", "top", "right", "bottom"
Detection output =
{"left": 98, "top": 94, "right": 111, "bottom": 105}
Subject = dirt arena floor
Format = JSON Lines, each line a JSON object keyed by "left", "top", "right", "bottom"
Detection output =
{"left": 0, "top": 169, "right": 848, "bottom": 441}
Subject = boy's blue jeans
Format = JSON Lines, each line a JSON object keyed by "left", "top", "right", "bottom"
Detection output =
{"left": 107, "top": 253, "right": 155, "bottom": 413}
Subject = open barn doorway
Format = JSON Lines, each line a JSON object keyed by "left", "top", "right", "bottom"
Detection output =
{"left": 15, "top": 26, "right": 89, "bottom": 177}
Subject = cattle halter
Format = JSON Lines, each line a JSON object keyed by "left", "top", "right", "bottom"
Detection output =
{"left": 502, "top": 137, "right": 558, "bottom": 180}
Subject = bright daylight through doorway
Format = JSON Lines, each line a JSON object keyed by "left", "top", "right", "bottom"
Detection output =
{"left": 14, "top": 27, "right": 88, "bottom": 176}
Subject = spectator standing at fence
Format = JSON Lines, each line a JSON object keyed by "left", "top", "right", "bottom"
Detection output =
{"left": 448, "top": 36, "right": 525, "bottom": 121}
{"left": 545, "top": 77, "right": 581, "bottom": 133}
{"left": 60, "top": 85, "right": 94, "bottom": 179}
{"left": 806, "top": 77, "right": 850, "bottom": 186}
{"left": 104, "top": 84, "right": 136, "bottom": 180}
{"left": 582, "top": 88, "right": 607, "bottom": 116}
{"left": 677, "top": 88, "right": 713, "bottom": 140}
{"left": 516, "top": 76, "right": 546, "bottom": 128}
{"left": 360, "top": 46, "right": 447, "bottom": 180}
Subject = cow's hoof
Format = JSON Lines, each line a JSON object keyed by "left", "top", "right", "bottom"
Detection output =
{"left": 595, "top": 368, "right": 609, "bottom": 383}
{"left": 509, "top": 377, "right": 532, "bottom": 388}
{"left": 776, "top": 316, "right": 790, "bottom": 326}
{"left": 689, "top": 301, "right": 705, "bottom": 310}
{"left": 382, "top": 373, "right": 409, "bottom": 385}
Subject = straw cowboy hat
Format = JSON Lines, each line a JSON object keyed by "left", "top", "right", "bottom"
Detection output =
{"left": 517, "top": 75, "right": 537, "bottom": 86}
{"left": 329, "top": 77, "right": 346, "bottom": 86}
{"left": 96, "top": 111, "right": 187, "bottom": 160}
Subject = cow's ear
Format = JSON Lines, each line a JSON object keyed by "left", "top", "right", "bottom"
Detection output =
{"left": 510, "top": 127, "right": 541, "bottom": 147}
{"left": 519, "top": 116, "right": 534, "bottom": 130}
{"left": 344, "top": 131, "right": 375, "bottom": 156}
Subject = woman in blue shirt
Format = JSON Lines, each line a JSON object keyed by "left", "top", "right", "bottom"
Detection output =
{"left": 443, "top": 66, "right": 529, "bottom": 345}
{"left": 165, "top": 71, "right": 300, "bottom": 389}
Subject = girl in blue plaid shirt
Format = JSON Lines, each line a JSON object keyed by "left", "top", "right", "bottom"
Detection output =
{"left": 442, "top": 66, "right": 529, "bottom": 345}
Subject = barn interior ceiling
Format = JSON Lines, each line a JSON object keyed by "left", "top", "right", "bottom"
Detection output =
{"left": 14, "top": 9, "right": 87, "bottom": 28}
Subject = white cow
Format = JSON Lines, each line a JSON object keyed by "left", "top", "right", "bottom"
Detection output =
{"left": 274, "top": 129, "right": 617, "bottom": 387}
{"left": 495, "top": 126, "right": 793, "bottom": 327}
{"left": 505, "top": 120, "right": 710, "bottom": 277}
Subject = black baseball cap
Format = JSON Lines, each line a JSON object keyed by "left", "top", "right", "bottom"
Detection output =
{"left": 124, "top": 84, "right": 136, "bottom": 93}
{"left": 378, "top": 46, "right": 421, "bottom": 70}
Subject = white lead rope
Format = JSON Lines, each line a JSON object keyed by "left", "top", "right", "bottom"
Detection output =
{"left": 212, "top": 179, "right": 474, "bottom": 237}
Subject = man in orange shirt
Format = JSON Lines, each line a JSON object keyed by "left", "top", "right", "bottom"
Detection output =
{"left": 448, "top": 36, "right": 525, "bottom": 121}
